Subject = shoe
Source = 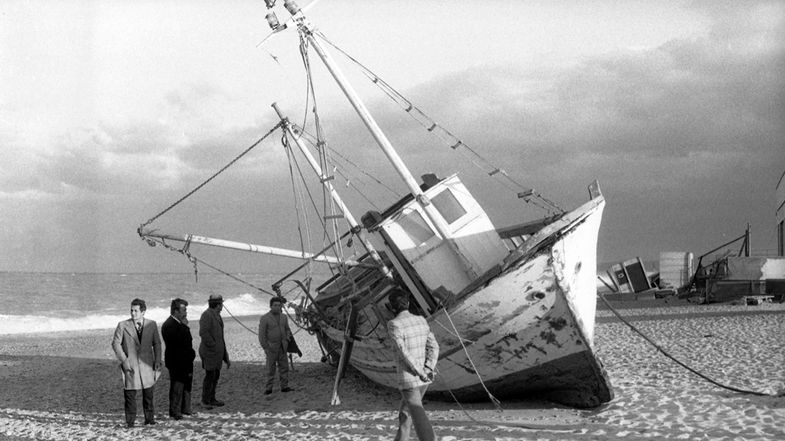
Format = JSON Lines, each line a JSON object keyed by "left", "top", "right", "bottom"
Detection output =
{"left": 126, "top": 423, "right": 135, "bottom": 429}
{"left": 171, "top": 415, "right": 182, "bottom": 421}
{"left": 209, "top": 400, "right": 225, "bottom": 407}
{"left": 182, "top": 411, "right": 193, "bottom": 416}
{"left": 281, "top": 387, "right": 293, "bottom": 392}
{"left": 144, "top": 420, "right": 157, "bottom": 425}
{"left": 264, "top": 389, "right": 273, "bottom": 395}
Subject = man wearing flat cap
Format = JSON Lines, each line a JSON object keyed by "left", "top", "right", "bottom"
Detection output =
{"left": 198, "top": 294, "right": 231, "bottom": 408}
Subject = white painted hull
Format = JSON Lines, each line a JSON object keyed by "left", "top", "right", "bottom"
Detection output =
{"left": 312, "top": 196, "right": 612, "bottom": 408}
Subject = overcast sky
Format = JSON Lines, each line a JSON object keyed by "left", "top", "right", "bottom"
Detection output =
{"left": 1, "top": 0, "right": 783, "bottom": 274}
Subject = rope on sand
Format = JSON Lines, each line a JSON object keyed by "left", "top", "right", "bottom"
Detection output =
{"left": 598, "top": 293, "right": 784, "bottom": 398}
{"left": 439, "top": 388, "right": 579, "bottom": 433}
{"left": 436, "top": 310, "right": 587, "bottom": 433}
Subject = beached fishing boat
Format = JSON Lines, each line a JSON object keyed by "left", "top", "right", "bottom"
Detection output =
{"left": 139, "top": 0, "right": 613, "bottom": 408}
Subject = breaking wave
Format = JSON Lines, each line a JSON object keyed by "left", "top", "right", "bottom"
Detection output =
{"left": 0, "top": 293, "right": 270, "bottom": 335}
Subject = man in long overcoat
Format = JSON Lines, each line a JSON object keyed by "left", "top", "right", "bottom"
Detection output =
{"left": 161, "top": 298, "right": 196, "bottom": 420}
{"left": 198, "top": 294, "right": 230, "bottom": 407}
{"left": 112, "top": 298, "right": 162, "bottom": 428}
{"left": 258, "top": 296, "right": 294, "bottom": 394}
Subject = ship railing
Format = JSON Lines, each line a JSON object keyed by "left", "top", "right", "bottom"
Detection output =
{"left": 496, "top": 214, "right": 562, "bottom": 251}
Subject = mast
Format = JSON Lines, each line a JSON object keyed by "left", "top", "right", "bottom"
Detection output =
{"left": 274, "top": 0, "right": 478, "bottom": 278}
{"left": 271, "top": 102, "right": 391, "bottom": 277}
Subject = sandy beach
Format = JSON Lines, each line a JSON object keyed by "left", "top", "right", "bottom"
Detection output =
{"left": 2, "top": 302, "right": 785, "bottom": 440}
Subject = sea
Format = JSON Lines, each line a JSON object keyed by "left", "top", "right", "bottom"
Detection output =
{"left": 0, "top": 272, "right": 288, "bottom": 335}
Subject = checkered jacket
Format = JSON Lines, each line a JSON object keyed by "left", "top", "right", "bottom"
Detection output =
{"left": 388, "top": 310, "right": 439, "bottom": 390}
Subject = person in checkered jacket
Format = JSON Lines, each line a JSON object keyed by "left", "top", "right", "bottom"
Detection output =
{"left": 387, "top": 288, "right": 440, "bottom": 441}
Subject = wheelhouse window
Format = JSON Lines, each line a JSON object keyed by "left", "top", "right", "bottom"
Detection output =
{"left": 399, "top": 210, "right": 435, "bottom": 245}
{"left": 432, "top": 189, "right": 466, "bottom": 224}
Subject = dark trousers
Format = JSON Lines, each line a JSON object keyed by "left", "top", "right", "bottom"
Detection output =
{"left": 168, "top": 371, "right": 192, "bottom": 417}
{"left": 123, "top": 387, "right": 155, "bottom": 425}
{"left": 202, "top": 369, "right": 221, "bottom": 404}
{"left": 264, "top": 348, "right": 290, "bottom": 391}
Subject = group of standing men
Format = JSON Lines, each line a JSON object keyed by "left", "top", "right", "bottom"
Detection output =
{"left": 110, "top": 289, "right": 442, "bottom": 441}
{"left": 111, "top": 294, "right": 231, "bottom": 427}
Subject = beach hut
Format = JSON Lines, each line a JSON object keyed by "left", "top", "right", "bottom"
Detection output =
{"left": 659, "top": 252, "right": 694, "bottom": 290}
{"left": 607, "top": 258, "right": 656, "bottom": 293}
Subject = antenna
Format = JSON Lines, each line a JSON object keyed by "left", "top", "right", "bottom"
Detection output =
{"left": 257, "top": 0, "right": 325, "bottom": 48}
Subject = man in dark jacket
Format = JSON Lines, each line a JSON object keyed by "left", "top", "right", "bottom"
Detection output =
{"left": 258, "top": 296, "right": 294, "bottom": 394}
{"left": 199, "top": 294, "right": 231, "bottom": 407}
{"left": 161, "top": 298, "right": 196, "bottom": 420}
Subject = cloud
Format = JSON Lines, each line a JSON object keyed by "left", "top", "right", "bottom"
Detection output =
{"left": 389, "top": 3, "right": 783, "bottom": 172}
{"left": 3, "top": 1, "right": 783, "bottom": 271}
{"left": 263, "top": 2, "right": 783, "bottom": 228}
{"left": 295, "top": 2, "right": 784, "bottom": 263}
{"left": 0, "top": 79, "right": 294, "bottom": 207}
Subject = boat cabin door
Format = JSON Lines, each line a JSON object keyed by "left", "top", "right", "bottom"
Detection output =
{"left": 368, "top": 174, "right": 509, "bottom": 313}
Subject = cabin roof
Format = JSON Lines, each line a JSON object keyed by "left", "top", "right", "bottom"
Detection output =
{"left": 361, "top": 173, "right": 445, "bottom": 231}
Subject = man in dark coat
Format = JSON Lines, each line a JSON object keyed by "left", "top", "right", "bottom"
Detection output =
{"left": 161, "top": 298, "right": 196, "bottom": 420}
{"left": 198, "top": 294, "right": 231, "bottom": 407}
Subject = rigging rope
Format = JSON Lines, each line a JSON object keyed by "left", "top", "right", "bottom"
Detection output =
{"left": 135, "top": 122, "right": 320, "bottom": 329}
{"left": 436, "top": 295, "right": 785, "bottom": 433}
{"left": 315, "top": 32, "right": 564, "bottom": 215}
{"left": 221, "top": 303, "right": 262, "bottom": 336}
{"left": 282, "top": 129, "right": 352, "bottom": 280}
{"left": 221, "top": 302, "right": 306, "bottom": 338}
{"left": 297, "top": 32, "right": 313, "bottom": 138}
{"left": 144, "top": 236, "right": 277, "bottom": 297}
{"left": 441, "top": 309, "right": 502, "bottom": 410}
{"left": 598, "top": 293, "right": 783, "bottom": 397}
{"left": 293, "top": 125, "right": 401, "bottom": 205}
{"left": 283, "top": 133, "right": 313, "bottom": 266}
{"left": 431, "top": 318, "right": 475, "bottom": 344}
{"left": 138, "top": 123, "right": 282, "bottom": 231}
{"left": 301, "top": 34, "right": 346, "bottom": 265}
{"left": 433, "top": 310, "right": 588, "bottom": 433}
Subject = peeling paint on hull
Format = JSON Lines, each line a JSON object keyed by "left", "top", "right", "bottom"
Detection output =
{"left": 313, "top": 196, "right": 613, "bottom": 408}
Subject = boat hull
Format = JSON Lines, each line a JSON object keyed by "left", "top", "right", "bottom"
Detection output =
{"left": 312, "top": 196, "right": 612, "bottom": 408}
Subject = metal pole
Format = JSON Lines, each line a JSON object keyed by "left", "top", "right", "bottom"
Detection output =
{"left": 139, "top": 229, "right": 362, "bottom": 266}
{"left": 283, "top": 1, "right": 477, "bottom": 278}
{"left": 272, "top": 102, "right": 391, "bottom": 277}
{"left": 745, "top": 223, "right": 751, "bottom": 257}
{"left": 307, "top": 37, "right": 451, "bottom": 233}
